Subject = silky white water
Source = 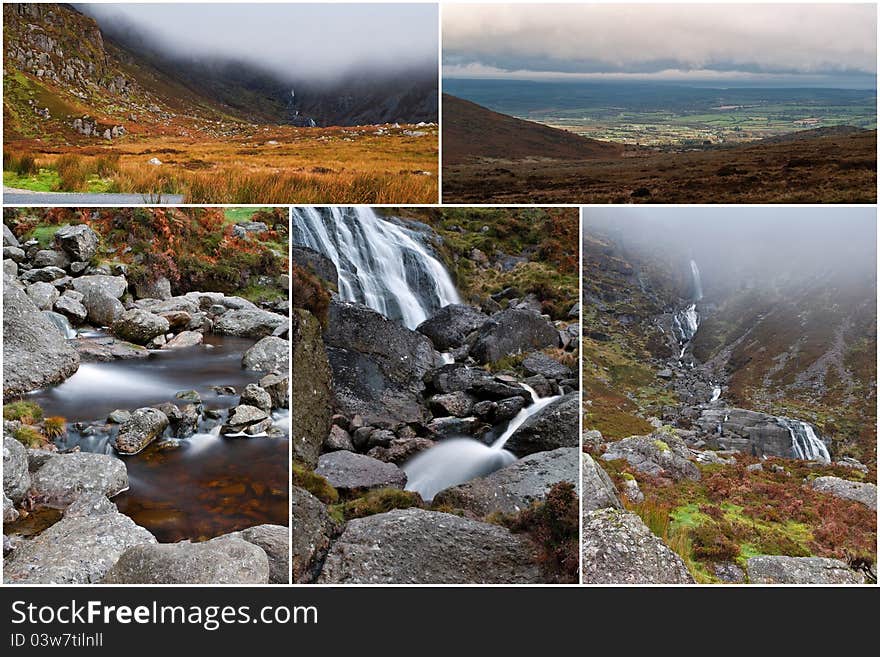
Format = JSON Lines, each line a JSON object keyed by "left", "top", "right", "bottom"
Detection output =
{"left": 779, "top": 417, "right": 831, "bottom": 463}
{"left": 710, "top": 386, "right": 722, "bottom": 403}
{"left": 404, "top": 385, "right": 561, "bottom": 500}
{"left": 292, "top": 207, "right": 460, "bottom": 328}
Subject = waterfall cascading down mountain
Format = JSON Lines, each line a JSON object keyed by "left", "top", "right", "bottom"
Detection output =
{"left": 291, "top": 207, "right": 461, "bottom": 329}
{"left": 710, "top": 386, "right": 722, "bottom": 403}
{"left": 673, "top": 260, "right": 703, "bottom": 359}
{"left": 403, "top": 385, "right": 562, "bottom": 500}
{"left": 777, "top": 417, "right": 831, "bottom": 463}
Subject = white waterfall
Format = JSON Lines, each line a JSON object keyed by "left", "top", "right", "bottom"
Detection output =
{"left": 292, "top": 207, "right": 460, "bottom": 329}
{"left": 710, "top": 386, "right": 721, "bottom": 403}
{"left": 778, "top": 418, "right": 831, "bottom": 464}
{"left": 690, "top": 259, "right": 704, "bottom": 301}
{"left": 403, "top": 385, "right": 562, "bottom": 501}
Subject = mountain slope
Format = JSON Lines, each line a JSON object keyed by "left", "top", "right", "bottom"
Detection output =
{"left": 442, "top": 94, "right": 623, "bottom": 165}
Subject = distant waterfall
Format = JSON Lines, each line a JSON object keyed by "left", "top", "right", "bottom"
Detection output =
{"left": 292, "top": 207, "right": 460, "bottom": 329}
{"left": 690, "top": 259, "right": 704, "bottom": 301}
{"left": 777, "top": 418, "right": 831, "bottom": 463}
{"left": 673, "top": 260, "right": 703, "bottom": 359}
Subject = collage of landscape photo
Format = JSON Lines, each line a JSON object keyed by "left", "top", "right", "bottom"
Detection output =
{"left": 1, "top": 1, "right": 878, "bottom": 591}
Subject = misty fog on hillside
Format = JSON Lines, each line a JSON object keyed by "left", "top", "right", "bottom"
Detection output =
{"left": 582, "top": 207, "right": 877, "bottom": 299}
{"left": 76, "top": 3, "right": 438, "bottom": 82}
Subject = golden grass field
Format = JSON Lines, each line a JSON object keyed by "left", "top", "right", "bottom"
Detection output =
{"left": 4, "top": 123, "right": 439, "bottom": 203}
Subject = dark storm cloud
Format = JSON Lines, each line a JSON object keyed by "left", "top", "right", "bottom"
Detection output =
{"left": 443, "top": 4, "right": 877, "bottom": 82}
{"left": 77, "top": 3, "right": 438, "bottom": 81}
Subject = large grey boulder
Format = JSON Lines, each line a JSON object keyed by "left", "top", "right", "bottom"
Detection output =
{"left": 416, "top": 304, "right": 488, "bottom": 350}
{"left": 112, "top": 309, "right": 169, "bottom": 345}
{"left": 522, "top": 352, "right": 572, "bottom": 380}
{"left": 242, "top": 335, "right": 289, "bottom": 372}
{"left": 30, "top": 453, "right": 128, "bottom": 507}
{"left": 809, "top": 476, "right": 876, "bottom": 510}
{"left": 582, "top": 453, "right": 623, "bottom": 512}
{"left": 54, "top": 224, "right": 99, "bottom": 261}
{"left": 317, "top": 508, "right": 544, "bottom": 584}
{"left": 582, "top": 508, "right": 694, "bottom": 584}
{"left": 3, "top": 437, "right": 30, "bottom": 504}
{"left": 222, "top": 524, "right": 289, "bottom": 584}
{"left": 315, "top": 451, "right": 406, "bottom": 495}
{"left": 222, "top": 405, "right": 271, "bottom": 436}
{"left": 602, "top": 432, "right": 701, "bottom": 481}
{"left": 746, "top": 556, "right": 864, "bottom": 584}
{"left": 322, "top": 300, "right": 438, "bottom": 427}
{"left": 161, "top": 330, "right": 203, "bottom": 349}
{"left": 505, "top": 392, "right": 579, "bottom": 457}
{"left": 102, "top": 536, "right": 270, "bottom": 584}
{"left": 430, "top": 363, "right": 493, "bottom": 394}
{"left": 260, "top": 372, "right": 289, "bottom": 409}
{"left": 3, "top": 507, "right": 156, "bottom": 584}
{"left": 21, "top": 266, "right": 67, "bottom": 283}
{"left": 469, "top": 309, "right": 558, "bottom": 364}
{"left": 240, "top": 383, "right": 273, "bottom": 413}
{"left": 32, "top": 249, "right": 70, "bottom": 269}
{"left": 26, "top": 281, "right": 59, "bottom": 310}
{"left": 214, "top": 308, "right": 287, "bottom": 338}
{"left": 134, "top": 276, "right": 172, "bottom": 301}
{"left": 72, "top": 274, "right": 127, "bottom": 299}
{"left": 115, "top": 408, "right": 169, "bottom": 454}
{"left": 3, "top": 223, "right": 19, "bottom": 247}
{"left": 54, "top": 294, "right": 88, "bottom": 323}
{"left": 292, "top": 486, "right": 337, "bottom": 583}
{"left": 3, "top": 274, "right": 79, "bottom": 396}
{"left": 81, "top": 288, "right": 125, "bottom": 326}
{"left": 433, "top": 447, "right": 578, "bottom": 515}
{"left": 292, "top": 309, "right": 331, "bottom": 468}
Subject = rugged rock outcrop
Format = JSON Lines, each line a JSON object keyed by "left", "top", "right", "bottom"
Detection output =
{"left": 601, "top": 432, "right": 701, "bottom": 481}
{"left": 322, "top": 300, "right": 438, "bottom": 427}
{"left": 582, "top": 453, "right": 623, "bottom": 512}
{"left": 746, "top": 556, "right": 864, "bottom": 584}
{"left": 809, "top": 476, "right": 877, "bottom": 511}
{"left": 3, "top": 274, "right": 79, "bottom": 396}
{"left": 696, "top": 408, "right": 823, "bottom": 460}
{"left": 504, "top": 392, "right": 579, "bottom": 457}
{"left": 292, "top": 486, "right": 337, "bottom": 583}
{"left": 3, "top": 437, "right": 31, "bottom": 504}
{"left": 582, "top": 508, "right": 694, "bottom": 584}
{"left": 317, "top": 508, "right": 544, "bottom": 584}
{"left": 292, "top": 309, "right": 331, "bottom": 469}
{"left": 433, "top": 447, "right": 577, "bottom": 515}
{"left": 54, "top": 224, "right": 99, "bottom": 261}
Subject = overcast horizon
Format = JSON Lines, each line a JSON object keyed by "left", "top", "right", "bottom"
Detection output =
{"left": 78, "top": 3, "right": 438, "bottom": 81}
{"left": 444, "top": 3, "right": 877, "bottom": 88}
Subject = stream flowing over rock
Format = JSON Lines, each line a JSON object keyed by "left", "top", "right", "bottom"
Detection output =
{"left": 317, "top": 508, "right": 544, "bottom": 584}
{"left": 433, "top": 447, "right": 578, "bottom": 515}
{"left": 292, "top": 309, "right": 332, "bottom": 468}
{"left": 102, "top": 536, "right": 270, "bottom": 584}
{"left": 582, "top": 508, "right": 694, "bottom": 584}
{"left": 3, "top": 273, "right": 80, "bottom": 396}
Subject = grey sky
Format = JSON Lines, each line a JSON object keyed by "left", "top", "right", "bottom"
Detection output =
{"left": 78, "top": 3, "right": 438, "bottom": 79}
{"left": 444, "top": 4, "right": 877, "bottom": 83}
